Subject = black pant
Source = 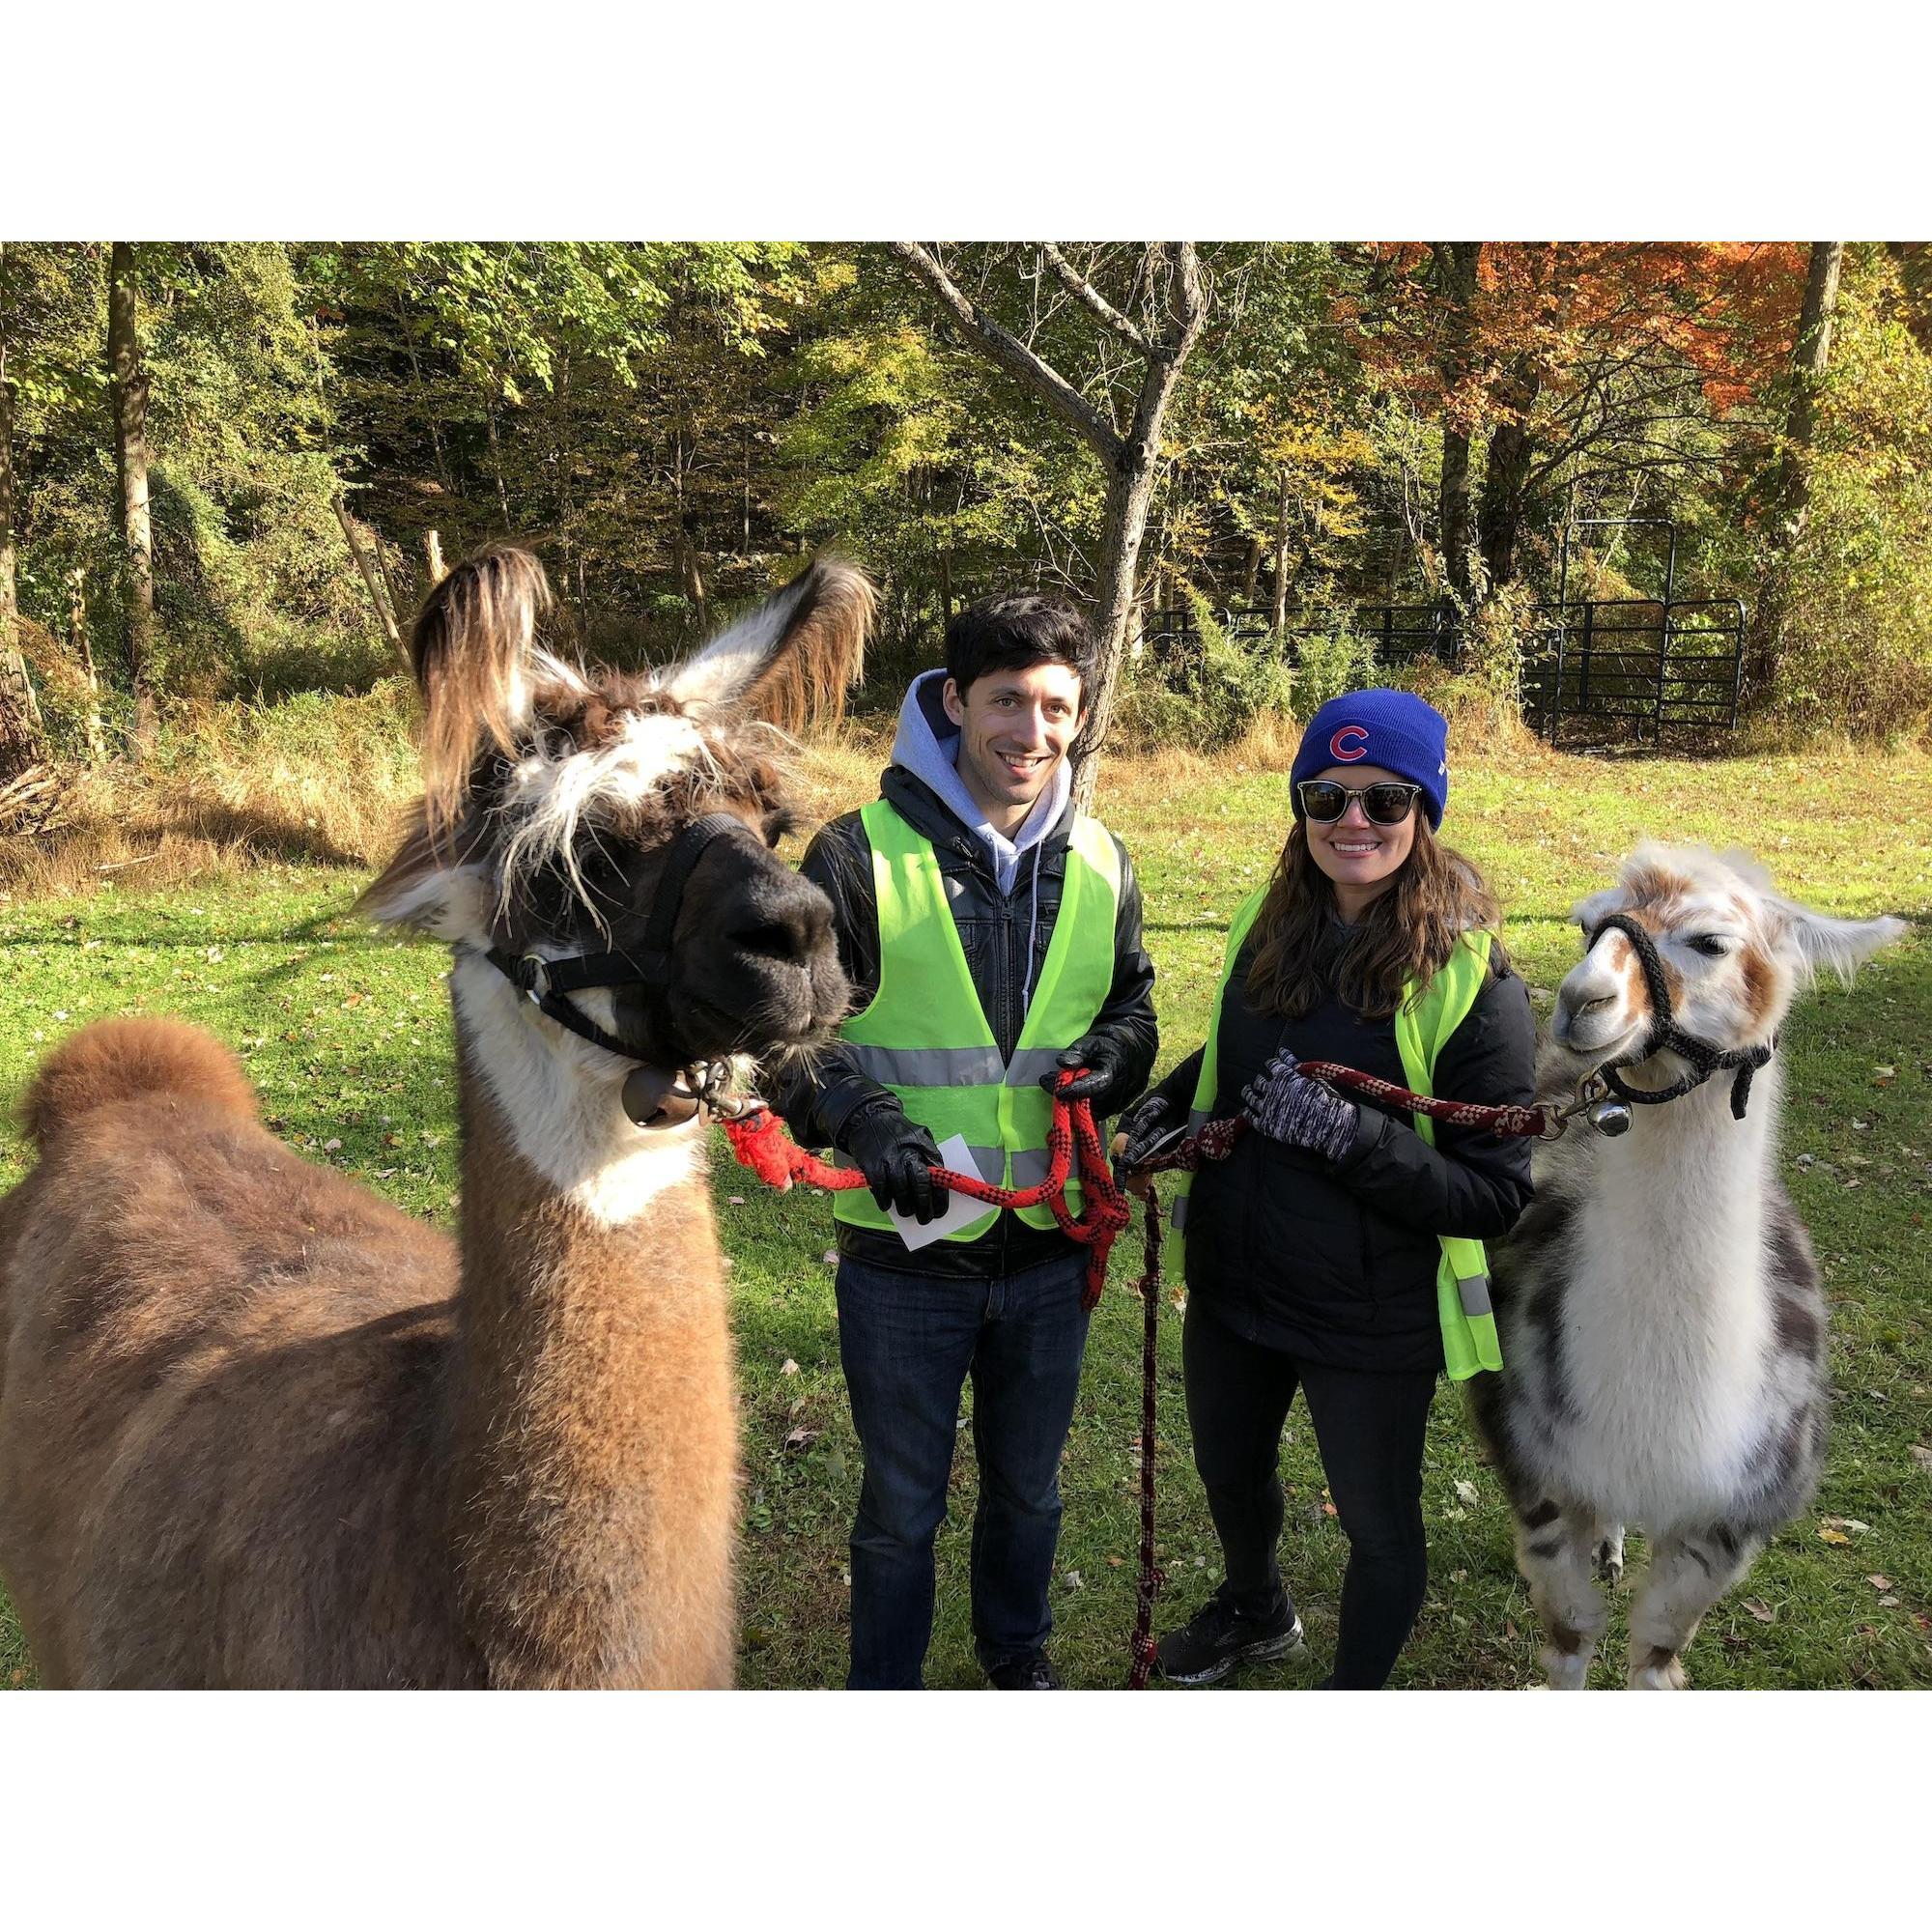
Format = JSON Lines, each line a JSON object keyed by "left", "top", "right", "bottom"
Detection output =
{"left": 1182, "top": 1302, "right": 1437, "bottom": 1690}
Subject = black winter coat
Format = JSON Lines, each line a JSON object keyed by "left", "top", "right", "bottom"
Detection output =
{"left": 1157, "top": 921, "right": 1536, "bottom": 1373}
{"left": 773, "top": 765, "right": 1159, "bottom": 1279}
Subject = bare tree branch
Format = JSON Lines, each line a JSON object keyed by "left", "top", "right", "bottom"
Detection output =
{"left": 1039, "top": 243, "right": 1152, "bottom": 357}
{"left": 890, "top": 242, "right": 1124, "bottom": 466}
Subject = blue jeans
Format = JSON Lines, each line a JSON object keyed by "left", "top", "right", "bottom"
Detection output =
{"left": 835, "top": 1247, "right": 1093, "bottom": 1689}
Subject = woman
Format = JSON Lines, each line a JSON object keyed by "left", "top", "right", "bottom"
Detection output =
{"left": 1119, "top": 689, "right": 1536, "bottom": 1690}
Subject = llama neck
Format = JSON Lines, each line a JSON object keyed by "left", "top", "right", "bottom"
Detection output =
{"left": 439, "top": 955, "right": 737, "bottom": 1687}
{"left": 1572, "top": 1055, "right": 1783, "bottom": 1354}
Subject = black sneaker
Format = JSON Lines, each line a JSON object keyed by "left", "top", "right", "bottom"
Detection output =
{"left": 1155, "top": 1586, "right": 1305, "bottom": 1686}
{"left": 987, "top": 1652, "right": 1065, "bottom": 1690}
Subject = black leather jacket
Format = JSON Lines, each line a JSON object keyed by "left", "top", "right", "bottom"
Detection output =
{"left": 772, "top": 764, "right": 1158, "bottom": 1278}
{"left": 1161, "top": 922, "right": 1536, "bottom": 1372}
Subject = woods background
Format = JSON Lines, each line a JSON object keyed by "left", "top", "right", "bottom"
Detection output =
{"left": 3, "top": 241, "right": 1930, "bottom": 803}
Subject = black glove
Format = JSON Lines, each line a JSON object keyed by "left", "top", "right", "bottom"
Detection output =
{"left": 838, "top": 1099, "right": 950, "bottom": 1224}
{"left": 1040, "top": 1034, "right": 1137, "bottom": 1117}
{"left": 1115, "top": 1089, "right": 1185, "bottom": 1172}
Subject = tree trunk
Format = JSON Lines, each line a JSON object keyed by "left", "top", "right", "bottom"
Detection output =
{"left": 1777, "top": 242, "right": 1846, "bottom": 535}
{"left": 1747, "top": 242, "right": 1847, "bottom": 706}
{"left": 1477, "top": 371, "right": 1540, "bottom": 591}
{"left": 1076, "top": 424, "right": 1169, "bottom": 810}
{"left": 485, "top": 390, "right": 511, "bottom": 528}
{"left": 332, "top": 494, "right": 410, "bottom": 674}
{"left": 1240, "top": 535, "right": 1263, "bottom": 608}
{"left": 107, "top": 242, "right": 157, "bottom": 755}
{"left": 71, "top": 567, "right": 106, "bottom": 764}
{"left": 0, "top": 285, "right": 46, "bottom": 768}
{"left": 1270, "top": 467, "right": 1293, "bottom": 633}
{"left": 1432, "top": 243, "right": 1481, "bottom": 602}
{"left": 424, "top": 528, "right": 446, "bottom": 585}
{"left": 889, "top": 242, "right": 1208, "bottom": 812}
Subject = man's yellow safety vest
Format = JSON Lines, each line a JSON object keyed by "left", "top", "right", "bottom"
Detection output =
{"left": 1169, "top": 888, "right": 1504, "bottom": 1380}
{"left": 833, "top": 798, "right": 1122, "bottom": 1241}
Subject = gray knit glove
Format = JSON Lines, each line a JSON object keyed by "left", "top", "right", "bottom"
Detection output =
{"left": 1240, "top": 1051, "right": 1359, "bottom": 1162}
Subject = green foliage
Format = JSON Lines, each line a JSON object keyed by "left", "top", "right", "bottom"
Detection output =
{"left": 1774, "top": 247, "right": 1932, "bottom": 739}
{"left": 7, "top": 241, "right": 1931, "bottom": 746}
{"left": 1290, "top": 613, "right": 1380, "bottom": 717}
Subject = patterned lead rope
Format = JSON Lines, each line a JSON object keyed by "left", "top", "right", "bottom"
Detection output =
{"left": 718, "top": 1062, "right": 1549, "bottom": 1689}
{"left": 719, "top": 1071, "right": 1130, "bottom": 1312}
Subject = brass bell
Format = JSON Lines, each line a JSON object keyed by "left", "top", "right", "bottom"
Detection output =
{"left": 1587, "top": 1096, "right": 1634, "bottom": 1137}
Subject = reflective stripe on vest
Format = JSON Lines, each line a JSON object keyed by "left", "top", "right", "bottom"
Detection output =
{"left": 833, "top": 799, "right": 1122, "bottom": 1239}
{"left": 1171, "top": 896, "right": 1504, "bottom": 1380}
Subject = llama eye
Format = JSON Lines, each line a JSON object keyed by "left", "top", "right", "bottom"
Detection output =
{"left": 576, "top": 847, "right": 623, "bottom": 895}
{"left": 1687, "top": 935, "right": 1732, "bottom": 958}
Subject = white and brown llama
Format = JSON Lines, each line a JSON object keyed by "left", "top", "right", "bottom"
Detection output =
{"left": 1471, "top": 844, "right": 1904, "bottom": 1689}
{"left": 0, "top": 545, "right": 871, "bottom": 1688}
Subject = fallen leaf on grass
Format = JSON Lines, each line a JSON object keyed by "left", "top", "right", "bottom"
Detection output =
{"left": 1866, "top": 1574, "right": 1893, "bottom": 1591}
{"left": 1106, "top": 1555, "right": 1124, "bottom": 1568}
{"left": 782, "top": 1427, "right": 820, "bottom": 1455}
{"left": 780, "top": 1358, "right": 800, "bottom": 1377}
{"left": 1321, "top": 1500, "right": 1338, "bottom": 1518}
{"left": 1454, "top": 1479, "right": 1480, "bottom": 1507}
{"left": 1504, "top": 1619, "right": 1519, "bottom": 1640}
{"left": 1063, "top": 1571, "right": 1084, "bottom": 1591}
{"left": 323, "top": 1137, "right": 342, "bottom": 1151}
{"left": 727, "top": 1196, "right": 745, "bottom": 1207}
{"left": 1743, "top": 1599, "right": 1776, "bottom": 1623}
{"left": 1910, "top": 1445, "right": 1932, "bottom": 1474}
{"left": 1818, "top": 1527, "right": 1852, "bottom": 1547}
{"left": 1878, "top": 1596, "right": 1902, "bottom": 1608}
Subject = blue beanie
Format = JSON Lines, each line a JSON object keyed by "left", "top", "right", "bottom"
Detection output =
{"left": 1290, "top": 689, "right": 1450, "bottom": 828}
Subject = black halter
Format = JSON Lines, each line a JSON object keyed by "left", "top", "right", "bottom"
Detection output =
{"left": 474, "top": 810, "right": 753, "bottom": 1097}
{"left": 1588, "top": 910, "right": 1776, "bottom": 1122}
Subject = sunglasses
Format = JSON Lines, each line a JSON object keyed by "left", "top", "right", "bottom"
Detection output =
{"left": 1295, "top": 780, "right": 1423, "bottom": 826}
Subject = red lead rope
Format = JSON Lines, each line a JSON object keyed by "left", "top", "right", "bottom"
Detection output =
{"left": 719, "top": 1062, "right": 1549, "bottom": 1689}
{"left": 719, "top": 1070, "right": 1130, "bottom": 1312}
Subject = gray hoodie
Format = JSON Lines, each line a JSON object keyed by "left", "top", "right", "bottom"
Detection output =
{"left": 890, "top": 668, "right": 1070, "bottom": 1012}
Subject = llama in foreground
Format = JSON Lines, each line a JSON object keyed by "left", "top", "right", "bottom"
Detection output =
{"left": 1471, "top": 844, "right": 1904, "bottom": 1689}
{"left": 0, "top": 546, "right": 870, "bottom": 1688}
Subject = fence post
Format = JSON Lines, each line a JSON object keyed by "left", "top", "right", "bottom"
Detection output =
{"left": 1655, "top": 599, "right": 1669, "bottom": 742}
{"left": 1577, "top": 602, "right": 1594, "bottom": 723}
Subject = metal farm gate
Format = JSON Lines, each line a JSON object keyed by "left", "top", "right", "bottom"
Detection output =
{"left": 1143, "top": 595, "right": 1747, "bottom": 747}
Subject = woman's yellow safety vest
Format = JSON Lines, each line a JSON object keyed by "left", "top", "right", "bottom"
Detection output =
{"left": 833, "top": 798, "right": 1122, "bottom": 1241}
{"left": 1169, "top": 888, "right": 1504, "bottom": 1380}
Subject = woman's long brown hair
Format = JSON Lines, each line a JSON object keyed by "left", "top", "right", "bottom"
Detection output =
{"left": 1244, "top": 813, "right": 1503, "bottom": 1021}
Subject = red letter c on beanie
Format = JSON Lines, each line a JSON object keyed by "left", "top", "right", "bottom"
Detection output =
{"left": 1329, "top": 724, "right": 1370, "bottom": 762}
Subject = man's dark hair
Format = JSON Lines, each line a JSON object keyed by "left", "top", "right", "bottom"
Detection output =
{"left": 944, "top": 591, "right": 1097, "bottom": 700}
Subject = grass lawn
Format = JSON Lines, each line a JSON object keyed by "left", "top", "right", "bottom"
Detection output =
{"left": 2, "top": 735, "right": 1928, "bottom": 1690}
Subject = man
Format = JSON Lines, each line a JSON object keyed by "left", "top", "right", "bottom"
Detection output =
{"left": 777, "top": 592, "right": 1157, "bottom": 1690}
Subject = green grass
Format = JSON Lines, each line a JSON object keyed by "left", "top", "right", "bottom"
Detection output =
{"left": 2, "top": 740, "right": 1929, "bottom": 1690}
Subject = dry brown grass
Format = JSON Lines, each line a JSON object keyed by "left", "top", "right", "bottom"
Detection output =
{"left": 0, "top": 689, "right": 423, "bottom": 897}
{"left": 0, "top": 687, "right": 1553, "bottom": 906}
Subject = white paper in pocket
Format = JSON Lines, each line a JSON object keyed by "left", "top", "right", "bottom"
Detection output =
{"left": 889, "top": 1134, "right": 998, "bottom": 1252}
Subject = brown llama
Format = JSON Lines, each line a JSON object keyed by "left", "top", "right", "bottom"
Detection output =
{"left": 0, "top": 546, "right": 870, "bottom": 1688}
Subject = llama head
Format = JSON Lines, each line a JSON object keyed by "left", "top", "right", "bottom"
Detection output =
{"left": 363, "top": 545, "right": 872, "bottom": 1071}
{"left": 1546, "top": 842, "right": 1906, "bottom": 1094}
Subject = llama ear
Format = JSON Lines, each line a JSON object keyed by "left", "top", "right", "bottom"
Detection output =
{"left": 1764, "top": 898, "right": 1907, "bottom": 987}
{"left": 411, "top": 545, "right": 554, "bottom": 834}
{"left": 1570, "top": 885, "right": 1626, "bottom": 938}
{"left": 358, "top": 807, "right": 495, "bottom": 944}
{"left": 661, "top": 557, "right": 871, "bottom": 730}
